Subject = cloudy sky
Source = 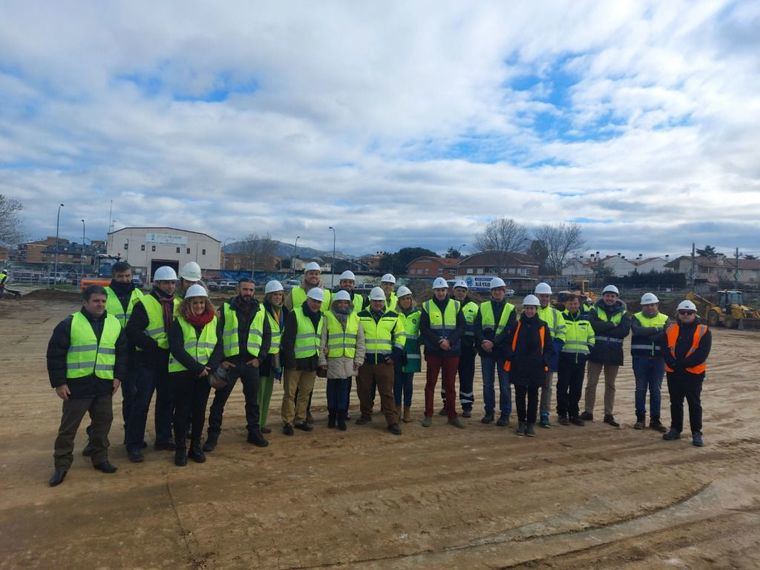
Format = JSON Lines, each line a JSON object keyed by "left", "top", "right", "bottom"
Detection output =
{"left": 1, "top": 0, "right": 759, "bottom": 258}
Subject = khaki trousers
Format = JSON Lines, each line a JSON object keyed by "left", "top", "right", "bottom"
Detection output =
{"left": 584, "top": 362, "right": 619, "bottom": 416}
{"left": 282, "top": 369, "right": 316, "bottom": 425}
{"left": 357, "top": 362, "right": 399, "bottom": 426}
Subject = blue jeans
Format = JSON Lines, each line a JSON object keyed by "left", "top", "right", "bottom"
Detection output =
{"left": 481, "top": 355, "right": 511, "bottom": 416}
{"left": 632, "top": 356, "right": 665, "bottom": 419}
{"left": 394, "top": 364, "right": 414, "bottom": 408}
{"left": 327, "top": 378, "right": 350, "bottom": 413}
{"left": 126, "top": 356, "right": 174, "bottom": 452}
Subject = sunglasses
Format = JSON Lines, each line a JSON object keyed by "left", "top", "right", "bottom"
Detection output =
{"left": 678, "top": 310, "right": 696, "bottom": 316}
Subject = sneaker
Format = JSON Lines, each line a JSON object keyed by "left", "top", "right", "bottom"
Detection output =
{"left": 558, "top": 416, "right": 570, "bottom": 426}
{"left": 496, "top": 415, "right": 509, "bottom": 427}
{"left": 692, "top": 433, "right": 704, "bottom": 447}
{"left": 603, "top": 415, "right": 620, "bottom": 428}
{"left": 570, "top": 416, "right": 585, "bottom": 426}
{"left": 663, "top": 429, "right": 681, "bottom": 441}
{"left": 481, "top": 413, "right": 494, "bottom": 424}
{"left": 282, "top": 424, "right": 294, "bottom": 436}
{"left": 580, "top": 411, "right": 593, "bottom": 421}
{"left": 540, "top": 417, "right": 551, "bottom": 429}
{"left": 448, "top": 417, "right": 465, "bottom": 429}
{"left": 649, "top": 420, "right": 667, "bottom": 433}
{"left": 421, "top": 416, "right": 432, "bottom": 427}
{"left": 516, "top": 422, "right": 526, "bottom": 436}
{"left": 387, "top": 424, "right": 402, "bottom": 435}
{"left": 355, "top": 415, "right": 372, "bottom": 425}
{"left": 633, "top": 420, "right": 645, "bottom": 430}
{"left": 525, "top": 423, "right": 536, "bottom": 437}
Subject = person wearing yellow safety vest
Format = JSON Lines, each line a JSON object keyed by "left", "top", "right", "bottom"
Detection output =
{"left": 258, "top": 280, "right": 289, "bottom": 434}
{"left": 46, "top": 285, "right": 128, "bottom": 486}
{"left": 534, "top": 283, "right": 566, "bottom": 428}
{"left": 631, "top": 292, "right": 671, "bottom": 432}
{"left": 557, "top": 294, "right": 595, "bottom": 426}
{"left": 203, "top": 278, "right": 272, "bottom": 453}
{"left": 356, "top": 287, "right": 406, "bottom": 435}
{"left": 280, "top": 287, "right": 325, "bottom": 434}
{"left": 338, "top": 270, "right": 366, "bottom": 313}
{"left": 504, "top": 295, "right": 554, "bottom": 437}
{"left": 474, "top": 277, "right": 516, "bottom": 426}
{"left": 441, "top": 279, "right": 479, "bottom": 418}
{"left": 379, "top": 274, "right": 398, "bottom": 312}
{"left": 168, "top": 284, "right": 221, "bottom": 466}
{"left": 420, "top": 277, "right": 466, "bottom": 429}
{"left": 125, "top": 265, "right": 180, "bottom": 462}
{"left": 318, "top": 290, "right": 366, "bottom": 431}
{"left": 659, "top": 300, "right": 712, "bottom": 447}
{"left": 286, "top": 261, "right": 332, "bottom": 314}
{"left": 582, "top": 284, "right": 631, "bottom": 428}
{"left": 394, "top": 286, "right": 420, "bottom": 423}
{"left": 0, "top": 268, "right": 21, "bottom": 297}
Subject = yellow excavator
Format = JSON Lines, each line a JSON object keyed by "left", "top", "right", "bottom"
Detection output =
{"left": 686, "top": 290, "right": 760, "bottom": 329}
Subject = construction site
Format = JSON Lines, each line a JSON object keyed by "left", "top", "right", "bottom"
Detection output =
{"left": 1, "top": 289, "right": 759, "bottom": 568}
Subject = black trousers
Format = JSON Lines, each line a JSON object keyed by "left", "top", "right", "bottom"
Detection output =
{"left": 207, "top": 363, "right": 261, "bottom": 437}
{"left": 514, "top": 384, "right": 539, "bottom": 424}
{"left": 557, "top": 356, "right": 586, "bottom": 418}
{"left": 667, "top": 374, "right": 703, "bottom": 434}
{"left": 172, "top": 372, "right": 211, "bottom": 445}
{"left": 54, "top": 393, "right": 113, "bottom": 469}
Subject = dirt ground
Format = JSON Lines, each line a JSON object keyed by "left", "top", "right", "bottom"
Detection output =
{"left": 1, "top": 295, "right": 759, "bottom": 569}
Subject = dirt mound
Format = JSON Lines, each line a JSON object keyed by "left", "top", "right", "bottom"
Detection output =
{"left": 20, "top": 288, "right": 81, "bottom": 301}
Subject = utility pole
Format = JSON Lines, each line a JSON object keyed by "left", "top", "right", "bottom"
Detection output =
{"left": 53, "top": 203, "right": 64, "bottom": 289}
{"left": 735, "top": 247, "right": 740, "bottom": 290}
{"left": 690, "top": 242, "right": 696, "bottom": 290}
{"left": 329, "top": 226, "right": 336, "bottom": 288}
{"left": 292, "top": 236, "right": 300, "bottom": 277}
{"left": 81, "top": 219, "right": 86, "bottom": 284}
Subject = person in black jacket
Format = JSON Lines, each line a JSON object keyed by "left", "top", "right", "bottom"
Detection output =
{"left": 505, "top": 295, "right": 554, "bottom": 437}
{"left": 46, "top": 286, "right": 128, "bottom": 486}
{"left": 660, "top": 300, "right": 712, "bottom": 447}
{"left": 203, "top": 279, "right": 271, "bottom": 452}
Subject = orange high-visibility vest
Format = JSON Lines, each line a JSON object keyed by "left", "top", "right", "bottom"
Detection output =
{"left": 503, "top": 320, "right": 547, "bottom": 372}
{"left": 664, "top": 323, "right": 708, "bottom": 375}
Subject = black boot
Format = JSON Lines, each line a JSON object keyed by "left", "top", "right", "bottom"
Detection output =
{"left": 202, "top": 433, "right": 218, "bottom": 452}
{"left": 328, "top": 412, "right": 336, "bottom": 429}
{"left": 337, "top": 411, "right": 347, "bottom": 431}
{"left": 174, "top": 446, "right": 188, "bottom": 466}
{"left": 247, "top": 428, "right": 269, "bottom": 447}
{"left": 189, "top": 440, "right": 206, "bottom": 463}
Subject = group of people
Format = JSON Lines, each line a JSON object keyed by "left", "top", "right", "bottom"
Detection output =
{"left": 45, "top": 261, "right": 712, "bottom": 487}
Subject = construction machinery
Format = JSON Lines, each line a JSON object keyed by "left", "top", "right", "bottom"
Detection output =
{"left": 686, "top": 290, "right": 760, "bottom": 329}
{"left": 80, "top": 254, "right": 122, "bottom": 291}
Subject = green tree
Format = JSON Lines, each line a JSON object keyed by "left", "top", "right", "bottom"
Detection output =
{"left": 696, "top": 245, "right": 718, "bottom": 257}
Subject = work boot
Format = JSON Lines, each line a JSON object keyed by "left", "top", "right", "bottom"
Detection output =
{"left": 189, "top": 441, "right": 206, "bottom": 463}
{"left": 649, "top": 418, "right": 667, "bottom": 433}
{"left": 247, "top": 428, "right": 269, "bottom": 447}
{"left": 282, "top": 424, "right": 294, "bottom": 436}
{"left": 496, "top": 414, "right": 509, "bottom": 427}
{"left": 93, "top": 461, "right": 118, "bottom": 474}
{"left": 603, "top": 414, "right": 620, "bottom": 428}
{"left": 402, "top": 406, "right": 412, "bottom": 423}
{"left": 295, "top": 421, "right": 313, "bottom": 432}
{"left": 516, "top": 422, "right": 526, "bottom": 436}
{"left": 202, "top": 433, "right": 218, "bottom": 453}
{"left": 663, "top": 429, "right": 681, "bottom": 441}
{"left": 328, "top": 412, "right": 336, "bottom": 429}
{"left": 82, "top": 441, "right": 95, "bottom": 457}
{"left": 580, "top": 411, "right": 593, "bottom": 421}
{"left": 570, "top": 416, "right": 585, "bottom": 426}
{"left": 48, "top": 468, "right": 67, "bottom": 487}
{"left": 448, "top": 416, "right": 465, "bottom": 429}
{"left": 174, "top": 446, "right": 187, "bottom": 467}
{"left": 558, "top": 415, "right": 570, "bottom": 426}
{"left": 438, "top": 407, "right": 448, "bottom": 416}
{"left": 388, "top": 424, "right": 402, "bottom": 435}
{"left": 337, "top": 412, "right": 347, "bottom": 431}
{"left": 127, "top": 450, "right": 144, "bottom": 463}
{"left": 462, "top": 408, "right": 472, "bottom": 418}
{"left": 481, "top": 413, "right": 494, "bottom": 424}
{"left": 634, "top": 415, "right": 646, "bottom": 430}
{"left": 692, "top": 432, "right": 704, "bottom": 447}
{"left": 525, "top": 423, "right": 536, "bottom": 437}
{"left": 355, "top": 415, "right": 372, "bottom": 425}
{"left": 421, "top": 416, "right": 432, "bottom": 427}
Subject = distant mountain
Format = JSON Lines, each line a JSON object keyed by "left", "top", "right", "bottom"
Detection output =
{"left": 224, "top": 239, "right": 350, "bottom": 261}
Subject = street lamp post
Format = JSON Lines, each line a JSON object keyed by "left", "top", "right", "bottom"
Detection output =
{"left": 53, "top": 203, "right": 64, "bottom": 289}
{"left": 81, "top": 219, "right": 86, "bottom": 284}
{"left": 292, "top": 235, "right": 300, "bottom": 276}
{"left": 329, "top": 226, "right": 336, "bottom": 288}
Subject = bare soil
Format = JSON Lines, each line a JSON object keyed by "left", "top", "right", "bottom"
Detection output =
{"left": 1, "top": 296, "right": 759, "bottom": 569}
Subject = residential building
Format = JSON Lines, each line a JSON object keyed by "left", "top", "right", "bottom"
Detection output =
{"left": 405, "top": 256, "right": 460, "bottom": 279}
{"left": 455, "top": 251, "right": 539, "bottom": 287}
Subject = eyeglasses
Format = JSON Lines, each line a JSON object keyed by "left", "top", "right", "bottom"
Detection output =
{"left": 678, "top": 310, "right": 696, "bottom": 316}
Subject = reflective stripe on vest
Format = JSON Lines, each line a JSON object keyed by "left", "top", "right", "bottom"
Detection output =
{"left": 479, "top": 301, "right": 514, "bottom": 335}
{"left": 461, "top": 301, "right": 479, "bottom": 337}
{"left": 291, "top": 286, "right": 332, "bottom": 314}
{"left": 168, "top": 315, "right": 218, "bottom": 373}
{"left": 293, "top": 306, "right": 323, "bottom": 358}
{"left": 105, "top": 287, "right": 143, "bottom": 328}
{"left": 594, "top": 306, "right": 624, "bottom": 344}
{"left": 503, "top": 320, "right": 547, "bottom": 372}
{"left": 561, "top": 312, "right": 595, "bottom": 356}
{"left": 222, "top": 302, "right": 266, "bottom": 358}
{"left": 537, "top": 305, "right": 566, "bottom": 340}
{"left": 665, "top": 323, "right": 708, "bottom": 375}
{"left": 66, "top": 312, "right": 121, "bottom": 380}
{"left": 422, "top": 299, "right": 460, "bottom": 337}
{"left": 325, "top": 311, "right": 359, "bottom": 358}
{"left": 631, "top": 312, "right": 669, "bottom": 356}
{"left": 266, "top": 309, "right": 283, "bottom": 355}
{"left": 137, "top": 295, "right": 177, "bottom": 350}
{"left": 360, "top": 312, "right": 404, "bottom": 355}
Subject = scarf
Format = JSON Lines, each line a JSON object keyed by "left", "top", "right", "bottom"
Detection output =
{"left": 184, "top": 309, "right": 215, "bottom": 328}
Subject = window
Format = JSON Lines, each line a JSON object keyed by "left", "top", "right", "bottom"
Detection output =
{"left": 176, "top": 247, "right": 180, "bottom": 253}
{"left": 186, "top": 248, "right": 191, "bottom": 254}
{"left": 202, "top": 249, "right": 206, "bottom": 255}
{"left": 151, "top": 245, "right": 156, "bottom": 252}
{"left": 124, "top": 242, "right": 128, "bottom": 250}
{"left": 140, "top": 244, "right": 145, "bottom": 251}
{"left": 476, "top": 268, "right": 484, "bottom": 274}
{"left": 466, "top": 268, "right": 473, "bottom": 274}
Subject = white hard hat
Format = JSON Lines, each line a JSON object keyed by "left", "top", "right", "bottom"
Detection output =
{"left": 265, "top": 280, "right": 284, "bottom": 294}
{"left": 432, "top": 277, "right": 449, "bottom": 289}
{"left": 304, "top": 261, "right": 321, "bottom": 272}
{"left": 154, "top": 266, "right": 178, "bottom": 281}
{"left": 179, "top": 261, "right": 202, "bottom": 282}
{"left": 338, "top": 270, "right": 356, "bottom": 281}
{"left": 369, "top": 287, "right": 386, "bottom": 301}
{"left": 641, "top": 292, "right": 659, "bottom": 305}
{"left": 306, "top": 287, "right": 324, "bottom": 302}
{"left": 397, "top": 286, "right": 413, "bottom": 298}
{"left": 185, "top": 284, "right": 208, "bottom": 298}
{"left": 490, "top": 277, "right": 507, "bottom": 289}
{"left": 454, "top": 279, "right": 468, "bottom": 289}
{"left": 522, "top": 294, "right": 540, "bottom": 307}
{"left": 534, "top": 282, "right": 552, "bottom": 295}
{"left": 381, "top": 273, "right": 396, "bottom": 284}
{"left": 677, "top": 300, "right": 698, "bottom": 312}
{"left": 602, "top": 284, "right": 620, "bottom": 295}
{"left": 332, "top": 290, "right": 351, "bottom": 302}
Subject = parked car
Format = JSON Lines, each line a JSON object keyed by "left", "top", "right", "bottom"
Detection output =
{"left": 220, "top": 280, "right": 238, "bottom": 291}
{"left": 206, "top": 281, "right": 220, "bottom": 292}
{"left": 505, "top": 289, "right": 515, "bottom": 297}
{"left": 282, "top": 279, "right": 300, "bottom": 292}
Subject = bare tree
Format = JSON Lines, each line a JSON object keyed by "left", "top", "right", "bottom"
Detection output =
{"left": 0, "top": 194, "right": 23, "bottom": 245}
{"left": 473, "top": 218, "right": 529, "bottom": 274}
{"left": 533, "top": 223, "right": 585, "bottom": 276}
{"left": 239, "top": 233, "right": 279, "bottom": 272}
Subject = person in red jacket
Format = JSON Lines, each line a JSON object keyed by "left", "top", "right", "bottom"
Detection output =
{"left": 660, "top": 300, "right": 712, "bottom": 447}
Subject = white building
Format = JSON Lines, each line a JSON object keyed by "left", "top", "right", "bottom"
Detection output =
{"left": 107, "top": 227, "right": 221, "bottom": 279}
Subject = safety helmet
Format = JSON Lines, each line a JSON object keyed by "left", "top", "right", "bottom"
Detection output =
{"left": 381, "top": 273, "right": 396, "bottom": 284}
{"left": 522, "top": 294, "right": 540, "bottom": 307}
{"left": 332, "top": 290, "right": 351, "bottom": 302}
{"left": 179, "top": 261, "right": 202, "bottom": 282}
{"left": 432, "top": 277, "right": 449, "bottom": 289}
{"left": 0, "top": 269, "right": 7, "bottom": 274}
{"left": 534, "top": 282, "right": 552, "bottom": 295}
{"left": 153, "top": 266, "right": 178, "bottom": 281}
{"left": 264, "top": 280, "right": 284, "bottom": 294}
{"left": 640, "top": 292, "right": 659, "bottom": 305}
{"left": 339, "top": 270, "right": 356, "bottom": 281}
{"left": 369, "top": 287, "right": 386, "bottom": 301}
{"left": 677, "top": 300, "right": 698, "bottom": 312}
{"left": 306, "top": 288, "right": 324, "bottom": 302}
{"left": 397, "top": 286, "right": 413, "bottom": 298}
{"left": 602, "top": 284, "right": 620, "bottom": 295}
{"left": 185, "top": 284, "right": 208, "bottom": 298}
{"left": 490, "top": 277, "right": 506, "bottom": 289}
{"left": 304, "top": 261, "right": 321, "bottom": 272}
{"left": 453, "top": 279, "right": 468, "bottom": 289}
